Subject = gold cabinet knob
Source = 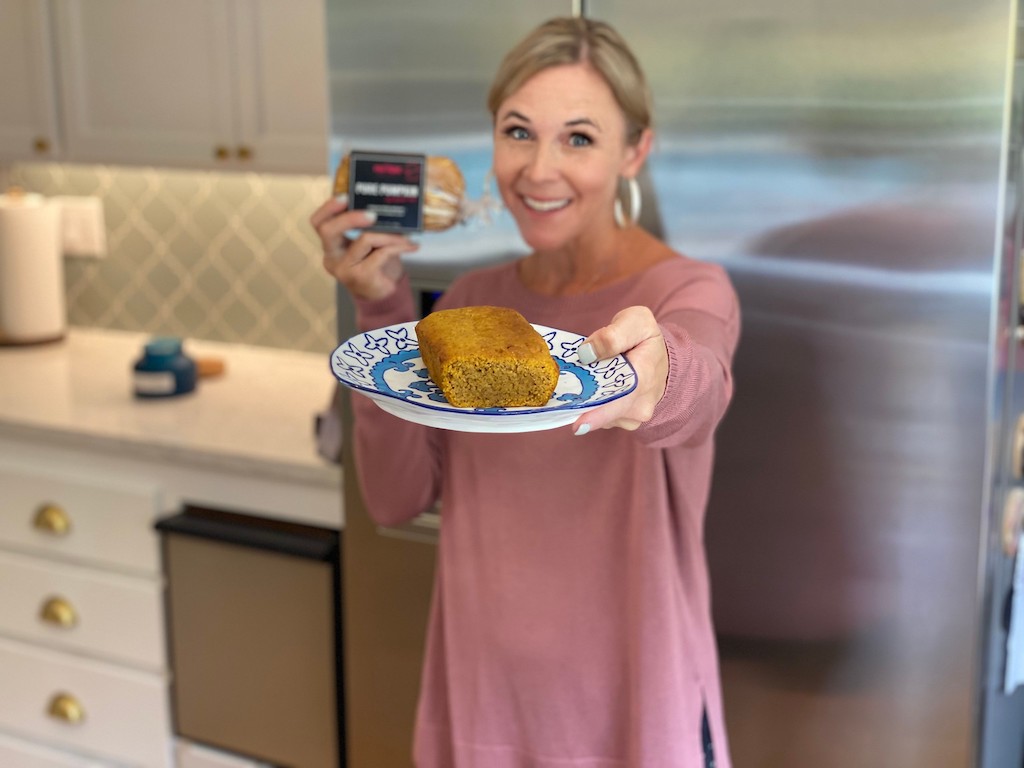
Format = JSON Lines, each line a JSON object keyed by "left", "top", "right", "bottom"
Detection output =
{"left": 236, "top": 145, "right": 253, "bottom": 161}
{"left": 33, "top": 504, "right": 71, "bottom": 536}
{"left": 214, "top": 145, "right": 231, "bottom": 160}
{"left": 47, "top": 692, "right": 85, "bottom": 725}
{"left": 33, "top": 137, "right": 51, "bottom": 154}
{"left": 39, "top": 596, "right": 78, "bottom": 629}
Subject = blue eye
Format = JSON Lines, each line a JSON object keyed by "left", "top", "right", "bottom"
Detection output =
{"left": 505, "top": 126, "right": 530, "bottom": 140}
{"left": 569, "top": 133, "right": 592, "bottom": 147}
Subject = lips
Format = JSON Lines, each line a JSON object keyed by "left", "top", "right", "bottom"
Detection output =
{"left": 522, "top": 195, "right": 570, "bottom": 213}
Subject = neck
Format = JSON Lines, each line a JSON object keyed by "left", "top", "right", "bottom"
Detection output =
{"left": 519, "top": 228, "right": 643, "bottom": 297}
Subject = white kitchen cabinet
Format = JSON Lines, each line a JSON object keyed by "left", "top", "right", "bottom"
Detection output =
{"left": 0, "top": 550, "right": 166, "bottom": 671}
{"left": 0, "top": 0, "right": 62, "bottom": 163}
{"left": 0, "top": 328, "right": 343, "bottom": 766}
{"left": 0, "top": 636, "right": 171, "bottom": 767}
{"left": 0, "top": 463, "right": 162, "bottom": 574}
{"left": 52, "top": 0, "right": 235, "bottom": 170}
{"left": 232, "top": 0, "right": 331, "bottom": 173}
{"left": 50, "top": 0, "right": 328, "bottom": 174}
{"left": 0, "top": 460, "right": 172, "bottom": 767}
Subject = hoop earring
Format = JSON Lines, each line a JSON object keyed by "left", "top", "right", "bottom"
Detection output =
{"left": 614, "top": 176, "right": 642, "bottom": 229}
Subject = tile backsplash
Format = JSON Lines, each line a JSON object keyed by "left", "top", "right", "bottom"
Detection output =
{"left": 8, "top": 163, "right": 336, "bottom": 353}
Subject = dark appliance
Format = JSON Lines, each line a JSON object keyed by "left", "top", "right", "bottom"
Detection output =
{"left": 156, "top": 506, "right": 343, "bottom": 768}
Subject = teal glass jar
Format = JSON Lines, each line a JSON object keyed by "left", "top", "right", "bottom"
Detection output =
{"left": 133, "top": 337, "right": 197, "bottom": 398}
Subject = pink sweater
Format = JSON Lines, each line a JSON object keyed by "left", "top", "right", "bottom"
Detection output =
{"left": 353, "top": 256, "right": 740, "bottom": 768}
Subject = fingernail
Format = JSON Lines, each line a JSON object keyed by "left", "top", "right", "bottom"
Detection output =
{"left": 574, "top": 423, "right": 591, "bottom": 436}
{"left": 576, "top": 342, "right": 597, "bottom": 365}
{"left": 335, "top": 193, "right": 348, "bottom": 206}
{"left": 363, "top": 210, "right": 378, "bottom": 223}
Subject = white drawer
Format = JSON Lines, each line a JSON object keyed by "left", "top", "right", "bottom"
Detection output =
{"left": 0, "top": 551, "right": 165, "bottom": 671}
{"left": 0, "top": 730, "right": 113, "bottom": 767}
{"left": 175, "top": 739, "right": 274, "bottom": 768}
{"left": 0, "top": 636, "right": 171, "bottom": 768}
{"left": 0, "top": 463, "right": 161, "bottom": 574}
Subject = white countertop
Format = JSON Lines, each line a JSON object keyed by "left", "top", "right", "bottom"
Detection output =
{"left": 0, "top": 328, "right": 341, "bottom": 490}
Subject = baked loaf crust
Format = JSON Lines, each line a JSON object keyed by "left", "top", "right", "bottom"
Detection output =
{"left": 333, "top": 153, "right": 465, "bottom": 231}
{"left": 415, "top": 306, "right": 561, "bottom": 408}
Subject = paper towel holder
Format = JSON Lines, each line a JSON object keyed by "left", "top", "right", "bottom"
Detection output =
{"left": 52, "top": 195, "right": 107, "bottom": 259}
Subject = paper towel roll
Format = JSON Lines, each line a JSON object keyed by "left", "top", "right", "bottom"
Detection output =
{"left": 0, "top": 190, "right": 66, "bottom": 344}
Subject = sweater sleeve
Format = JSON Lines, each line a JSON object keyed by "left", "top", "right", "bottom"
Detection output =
{"left": 635, "top": 266, "right": 741, "bottom": 449}
{"left": 350, "top": 275, "right": 444, "bottom": 527}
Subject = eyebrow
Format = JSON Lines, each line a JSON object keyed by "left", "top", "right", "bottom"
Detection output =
{"left": 500, "top": 110, "right": 531, "bottom": 123}
{"left": 498, "top": 111, "right": 602, "bottom": 131}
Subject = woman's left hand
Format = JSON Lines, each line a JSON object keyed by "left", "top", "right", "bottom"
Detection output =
{"left": 570, "top": 306, "right": 669, "bottom": 435}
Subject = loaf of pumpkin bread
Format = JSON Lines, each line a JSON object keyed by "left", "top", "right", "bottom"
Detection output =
{"left": 415, "top": 306, "right": 560, "bottom": 408}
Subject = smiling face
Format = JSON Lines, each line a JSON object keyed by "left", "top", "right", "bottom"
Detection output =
{"left": 492, "top": 63, "right": 650, "bottom": 254}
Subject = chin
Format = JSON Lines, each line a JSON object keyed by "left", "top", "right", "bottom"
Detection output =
{"left": 511, "top": 212, "right": 580, "bottom": 253}
{"left": 517, "top": 227, "right": 573, "bottom": 253}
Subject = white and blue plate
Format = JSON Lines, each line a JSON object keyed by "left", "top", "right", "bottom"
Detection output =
{"left": 331, "top": 321, "right": 638, "bottom": 433}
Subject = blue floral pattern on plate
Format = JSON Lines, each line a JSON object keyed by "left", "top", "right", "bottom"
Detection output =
{"left": 331, "top": 321, "right": 638, "bottom": 433}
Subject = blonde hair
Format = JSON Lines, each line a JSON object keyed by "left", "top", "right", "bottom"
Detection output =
{"left": 487, "top": 17, "right": 652, "bottom": 145}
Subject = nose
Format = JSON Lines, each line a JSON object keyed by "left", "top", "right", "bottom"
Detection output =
{"left": 524, "top": 144, "right": 559, "bottom": 183}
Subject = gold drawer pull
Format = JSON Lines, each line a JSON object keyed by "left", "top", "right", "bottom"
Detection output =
{"left": 39, "top": 596, "right": 78, "bottom": 629}
{"left": 214, "top": 145, "right": 231, "bottom": 160}
{"left": 236, "top": 145, "right": 253, "bottom": 161}
{"left": 33, "top": 504, "right": 71, "bottom": 536}
{"left": 47, "top": 692, "right": 85, "bottom": 725}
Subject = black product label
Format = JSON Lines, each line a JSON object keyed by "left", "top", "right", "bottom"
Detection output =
{"left": 348, "top": 150, "right": 425, "bottom": 232}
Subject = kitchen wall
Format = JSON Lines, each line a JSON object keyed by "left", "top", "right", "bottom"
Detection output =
{"left": 7, "top": 162, "right": 336, "bottom": 353}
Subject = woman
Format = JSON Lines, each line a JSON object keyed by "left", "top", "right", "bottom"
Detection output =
{"left": 311, "top": 17, "right": 739, "bottom": 768}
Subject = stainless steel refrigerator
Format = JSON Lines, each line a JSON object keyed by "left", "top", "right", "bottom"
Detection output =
{"left": 325, "top": 0, "right": 1024, "bottom": 765}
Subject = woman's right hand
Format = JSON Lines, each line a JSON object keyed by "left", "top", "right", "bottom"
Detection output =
{"left": 310, "top": 195, "right": 420, "bottom": 301}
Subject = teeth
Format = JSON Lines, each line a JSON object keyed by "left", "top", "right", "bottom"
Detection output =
{"left": 524, "top": 196, "right": 569, "bottom": 212}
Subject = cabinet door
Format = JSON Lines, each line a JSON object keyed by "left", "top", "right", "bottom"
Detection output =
{"left": 0, "top": 0, "right": 61, "bottom": 162}
{"left": 0, "top": 462, "right": 162, "bottom": 575}
{"left": 52, "top": 0, "right": 235, "bottom": 169}
{"left": 0, "top": 636, "right": 171, "bottom": 767}
{"left": 0, "top": 550, "right": 165, "bottom": 670}
{"left": 233, "top": 0, "right": 329, "bottom": 174}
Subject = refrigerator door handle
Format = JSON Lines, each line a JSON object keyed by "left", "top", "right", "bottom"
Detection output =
{"left": 1004, "top": 487, "right": 1024, "bottom": 557}
{"left": 1012, "top": 415, "right": 1024, "bottom": 480}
